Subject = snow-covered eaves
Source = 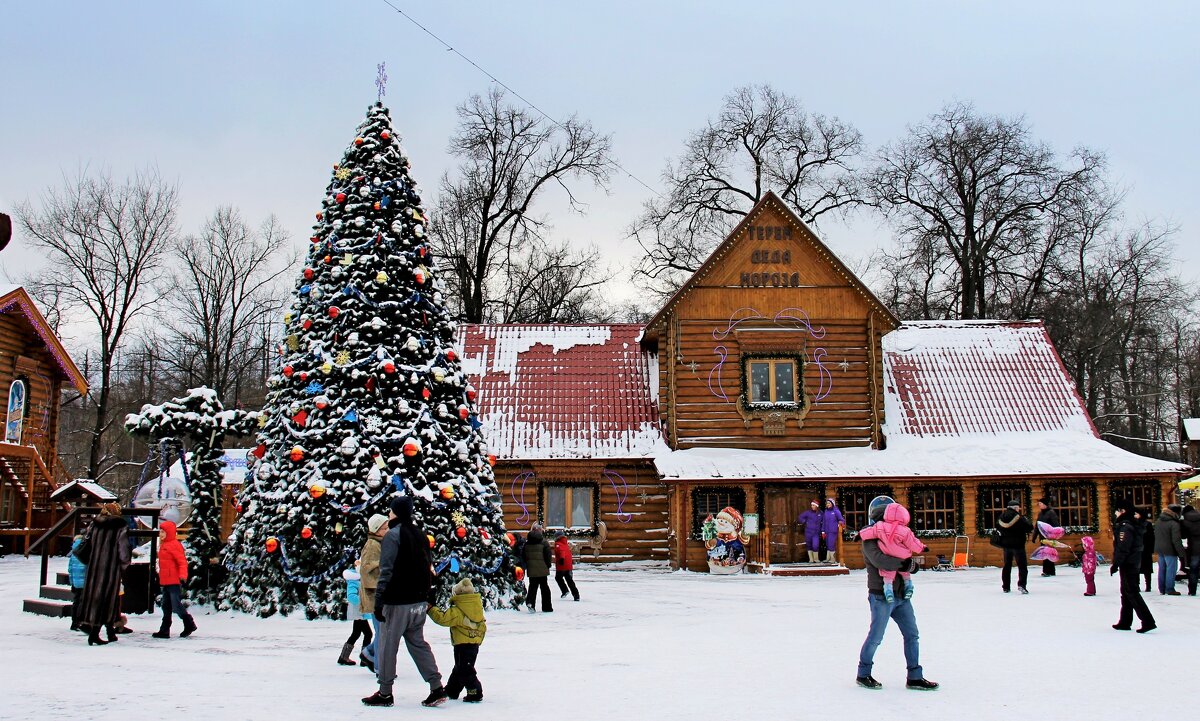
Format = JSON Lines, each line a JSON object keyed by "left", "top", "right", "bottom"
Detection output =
{"left": 655, "top": 431, "right": 1191, "bottom": 481}
{"left": 457, "top": 324, "right": 664, "bottom": 460}
{"left": 0, "top": 285, "right": 89, "bottom": 395}
{"left": 49, "top": 479, "right": 118, "bottom": 501}
{"left": 1183, "top": 418, "right": 1200, "bottom": 442}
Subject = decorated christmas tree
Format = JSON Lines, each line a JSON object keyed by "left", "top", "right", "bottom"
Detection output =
{"left": 220, "top": 100, "right": 521, "bottom": 618}
{"left": 125, "top": 387, "right": 258, "bottom": 604}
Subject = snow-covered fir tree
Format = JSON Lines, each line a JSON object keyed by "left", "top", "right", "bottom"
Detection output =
{"left": 220, "top": 103, "right": 521, "bottom": 618}
{"left": 125, "top": 387, "right": 258, "bottom": 604}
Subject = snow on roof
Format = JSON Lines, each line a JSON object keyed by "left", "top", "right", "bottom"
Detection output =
{"left": 165, "top": 449, "right": 253, "bottom": 486}
{"left": 882, "top": 320, "right": 1097, "bottom": 438}
{"left": 49, "top": 480, "right": 118, "bottom": 501}
{"left": 458, "top": 324, "right": 664, "bottom": 460}
{"left": 1183, "top": 418, "right": 1200, "bottom": 441}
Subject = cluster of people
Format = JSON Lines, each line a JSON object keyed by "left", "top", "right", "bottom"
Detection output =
{"left": 797, "top": 498, "right": 845, "bottom": 563}
{"left": 516, "top": 524, "right": 580, "bottom": 613}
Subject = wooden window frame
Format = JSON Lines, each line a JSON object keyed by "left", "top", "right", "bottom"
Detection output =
{"left": 539, "top": 482, "right": 598, "bottom": 533}
{"left": 976, "top": 484, "right": 1031, "bottom": 534}
{"left": 691, "top": 486, "right": 746, "bottom": 540}
{"left": 737, "top": 352, "right": 811, "bottom": 432}
{"left": 838, "top": 485, "right": 894, "bottom": 540}
{"left": 907, "top": 484, "right": 964, "bottom": 538}
{"left": 1043, "top": 481, "right": 1099, "bottom": 532}
{"left": 1108, "top": 479, "right": 1161, "bottom": 519}
{"left": 746, "top": 359, "right": 798, "bottom": 405}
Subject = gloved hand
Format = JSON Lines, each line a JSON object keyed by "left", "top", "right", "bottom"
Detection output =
{"left": 1110, "top": 565, "right": 1119, "bottom": 576}
{"left": 375, "top": 607, "right": 387, "bottom": 623}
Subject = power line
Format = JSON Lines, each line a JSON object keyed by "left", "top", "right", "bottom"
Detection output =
{"left": 377, "top": 0, "right": 663, "bottom": 199}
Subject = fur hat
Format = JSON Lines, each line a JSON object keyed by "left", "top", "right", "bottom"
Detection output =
{"left": 367, "top": 514, "right": 388, "bottom": 534}
{"left": 452, "top": 578, "right": 475, "bottom": 595}
{"left": 99, "top": 502, "right": 123, "bottom": 517}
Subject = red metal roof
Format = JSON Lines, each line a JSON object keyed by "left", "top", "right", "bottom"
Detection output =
{"left": 456, "top": 324, "right": 662, "bottom": 459}
{"left": 883, "top": 320, "right": 1098, "bottom": 438}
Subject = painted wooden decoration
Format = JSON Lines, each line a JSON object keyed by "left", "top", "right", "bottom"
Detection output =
{"left": 5, "top": 379, "right": 25, "bottom": 444}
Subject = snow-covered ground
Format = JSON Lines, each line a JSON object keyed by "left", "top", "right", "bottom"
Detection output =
{"left": 1, "top": 556, "right": 1195, "bottom": 720}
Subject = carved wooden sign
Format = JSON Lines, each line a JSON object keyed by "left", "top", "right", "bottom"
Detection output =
{"left": 739, "top": 226, "right": 802, "bottom": 287}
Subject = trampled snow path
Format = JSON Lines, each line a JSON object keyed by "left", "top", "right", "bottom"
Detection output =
{"left": 1, "top": 556, "right": 1195, "bottom": 720}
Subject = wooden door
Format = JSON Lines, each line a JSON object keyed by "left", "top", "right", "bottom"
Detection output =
{"left": 764, "top": 486, "right": 821, "bottom": 563}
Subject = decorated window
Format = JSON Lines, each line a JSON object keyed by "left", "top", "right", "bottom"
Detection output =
{"left": 908, "top": 485, "right": 963, "bottom": 537}
{"left": 692, "top": 487, "right": 746, "bottom": 539}
{"left": 542, "top": 484, "right": 595, "bottom": 530}
{"left": 838, "top": 485, "right": 893, "bottom": 540}
{"left": 976, "top": 484, "right": 1030, "bottom": 533}
{"left": 1109, "top": 480, "right": 1160, "bottom": 518}
{"left": 745, "top": 358, "right": 798, "bottom": 404}
{"left": 1043, "top": 481, "right": 1098, "bottom": 532}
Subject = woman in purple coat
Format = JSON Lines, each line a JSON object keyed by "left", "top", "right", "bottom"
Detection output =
{"left": 820, "top": 498, "right": 846, "bottom": 564}
{"left": 797, "top": 500, "right": 823, "bottom": 562}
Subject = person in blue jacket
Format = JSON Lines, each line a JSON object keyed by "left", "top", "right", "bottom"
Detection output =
{"left": 68, "top": 535, "right": 88, "bottom": 631}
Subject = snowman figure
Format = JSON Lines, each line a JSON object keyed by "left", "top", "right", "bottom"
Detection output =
{"left": 704, "top": 506, "right": 749, "bottom": 574}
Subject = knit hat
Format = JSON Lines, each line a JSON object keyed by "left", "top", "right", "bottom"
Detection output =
{"left": 1113, "top": 498, "right": 1136, "bottom": 516}
{"left": 1006, "top": 499, "right": 1022, "bottom": 509}
{"left": 367, "top": 514, "right": 388, "bottom": 534}
{"left": 1168, "top": 504, "right": 1183, "bottom": 515}
{"left": 1038, "top": 497, "right": 1052, "bottom": 506}
{"left": 452, "top": 578, "right": 475, "bottom": 595}
{"left": 389, "top": 495, "right": 413, "bottom": 523}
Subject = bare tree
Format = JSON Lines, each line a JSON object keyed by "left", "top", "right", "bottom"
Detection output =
{"left": 868, "top": 102, "right": 1105, "bottom": 319}
{"left": 632, "top": 84, "right": 865, "bottom": 296}
{"left": 160, "top": 207, "right": 292, "bottom": 404}
{"left": 428, "top": 88, "right": 616, "bottom": 323}
{"left": 17, "top": 169, "right": 177, "bottom": 481}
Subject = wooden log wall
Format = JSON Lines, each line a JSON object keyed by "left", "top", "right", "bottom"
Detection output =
{"left": 0, "top": 311, "right": 64, "bottom": 462}
{"left": 496, "top": 460, "right": 670, "bottom": 563}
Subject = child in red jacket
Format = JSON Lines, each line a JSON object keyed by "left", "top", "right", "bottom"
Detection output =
{"left": 554, "top": 532, "right": 580, "bottom": 601}
{"left": 152, "top": 521, "right": 197, "bottom": 639}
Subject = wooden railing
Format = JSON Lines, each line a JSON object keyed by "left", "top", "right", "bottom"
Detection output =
{"left": 746, "top": 525, "right": 772, "bottom": 571}
{"left": 0, "top": 442, "right": 67, "bottom": 552}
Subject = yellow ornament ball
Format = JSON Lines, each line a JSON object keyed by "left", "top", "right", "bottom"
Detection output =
{"left": 309, "top": 484, "right": 326, "bottom": 499}
{"left": 321, "top": 361, "right": 333, "bottom": 374}
{"left": 376, "top": 271, "right": 389, "bottom": 284}
{"left": 432, "top": 369, "right": 446, "bottom": 383}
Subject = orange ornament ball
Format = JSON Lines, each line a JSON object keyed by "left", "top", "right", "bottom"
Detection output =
{"left": 514, "top": 566, "right": 525, "bottom": 581}
{"left": 455, "top": 527, "right": 467, "bottom": 539}
{"left": 504, "top": 532, "right": 515, "bottom": 547}
{"left": 440, "top": 486, "right": 455, "bottom": 500}
{"left": 265, "top": 537, "right": 279, "bottom": 553}
{"left": 308, "top": 484, "right": 325, "bottom": 498}
{"left": 427, "top": 534, "right": 435, "bottom": 549}
{"left": 289, "top": 446, "right": 305, "bottom": 462}
{"left": 301, "top": 526, "right": 313, "bottom": 539}
{"left": 354, "top": 137, "right": 364, "bottom": 146}
{"left": 402, "top": 438, "right": 421, "bottom": 457}
{"left": 487, "top": 454, "right": 497, "bottom": 466}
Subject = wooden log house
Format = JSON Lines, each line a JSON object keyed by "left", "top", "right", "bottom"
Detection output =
{"left": 0, "top": 285, "right": 89, "bottom": 553}
{"left": 459, "top": 192, "right": 1193, "bottom": 570}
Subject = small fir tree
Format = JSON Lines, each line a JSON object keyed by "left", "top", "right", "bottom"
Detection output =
{"left": 220, "top": 103, "right": 520, "bottom": 618}
{"left": 125, "top": 387, "right": 258, "bottom": 604}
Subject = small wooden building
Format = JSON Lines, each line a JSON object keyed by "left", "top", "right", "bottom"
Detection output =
{"left": 0, "top": 285, "right": 89, "bottom": 552}
{"left": 1183, "top": 419, "right": 1200, "bottom": 468}
{"left": 458, "top": 193, "right": 1193, "bottom": 570}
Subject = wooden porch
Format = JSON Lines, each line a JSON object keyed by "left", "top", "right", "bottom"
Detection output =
{"left": 745, "top": 526, "right": 850, "bottom": 576}
{"left": 0, "top": 441, "right": 71, "bottom": 553}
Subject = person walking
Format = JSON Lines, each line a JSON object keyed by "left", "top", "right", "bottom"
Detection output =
{"left": 797, "top": 500, "right": 822, "bottom": 562}
{"left": 1112, "top": 499, "right": 1155, "bottom": 633}
{"left": 522, "top": 525, "right": 554, "bottom": 612}
{"left": 996, "top": 499, "right": 1032, "bottom": 594}
{"left": 553, "top": 531, "right": 580, "bottom": 601}
{"left": 358, "top": 513, "right": 388, "bottom": 671}
{"left": 362, "top": 497, "right": 446, "bottom": 708}
{"left": 1180, "top": 502, "right": 1200, "bottom": 596}
{"left": 428, "top": 578, "right": 487, "bottom": 703}
{"left": 73, "top": 503, "right": 132, "bottom": 646}
{"left": 1081, "top": 536, "right": 1098, "bottom": 596}
{"left": 151, "top": 521, "right": 197, "bottom": 639}
{"left": 856, "top": 496, "right": 938, "bottom": 691}
{"left": 67, "top": 534, "right": 88, "bottom": 632}
{"left": 1153, "top": 504, "right": 1185, "bottom": 596}
{"left": 1139, "top": 509, "right": 1155, "bottom": 592}
{"left": 820, "top": 498, "right": 846, "bottom": 564}
{"left": 1034, "top": 497, "right": 1060, "bottom": 577}
{"left": 338, "top": 562, "right": 373, "bottom": 665}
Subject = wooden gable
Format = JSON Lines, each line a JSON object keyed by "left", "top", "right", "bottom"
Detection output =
{"left": 645, "top": 192, "right": 897, "bottom": 452}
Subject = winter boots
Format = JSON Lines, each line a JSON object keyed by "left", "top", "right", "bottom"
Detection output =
{"left": 338, "top": 642, "right": 358, "bottom": 666}
{"left": 421, "top": 687, "right": 449, "bottom": 708}
{"left": 361, "top": 691, "right": 394, "bottom": 707}
{"left": 463, "top": 688, "right": 483, "bottom": 703}
{"left": 180, "top": 618, "right": 197, "bottom": 637}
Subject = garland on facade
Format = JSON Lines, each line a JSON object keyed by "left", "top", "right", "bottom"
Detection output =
{"left": 974, "top": 482, "right": 1033, "bottom": 535}
{"left": 907, "top": 483, "right": 965, "bottom": 538}
{"left": 1043, "top": 480, "right": 1100, "bottom": 533}
{"left": 690, "top": 486, "right": 747, "bottom": 540}
{"left": 1107, "top": 478, "right": 1163, "bottom": 518}
{"left": 536, "top": 481, "right": 602, "bottom": 537}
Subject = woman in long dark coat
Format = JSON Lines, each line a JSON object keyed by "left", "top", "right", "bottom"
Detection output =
{"left": 74, "top": 503, "right": 132, "bottom": 646}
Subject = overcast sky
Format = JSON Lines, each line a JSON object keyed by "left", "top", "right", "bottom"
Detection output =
{"left": 2, "top": 1, "right": 1196, "bottom": 311}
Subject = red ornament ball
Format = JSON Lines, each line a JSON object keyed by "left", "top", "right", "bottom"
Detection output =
{"left": 289, "top": 446, "right": 305, "bottom": 462}
{"left": 487, "top": 454, "right": 497, "bottom": 466}
{"left": 458, "top": 406, "right": 469, "bottom": 420}
{"left": 422, "top": 387, "right": 431, "bottom": 400}
{"left": 328, "top": 306, "right": 340, "bottom": 319}
{"left": 354, "top": 137, "right": 364, "bottom": 146}
{"left": 380, "top": 130, "right": 390, "bottom": 140}
{"left": 383, "top": 361, "right": 396, "bottom": 374}
{"left": 302, "top": 319, "right": 313, "bottom": 331}
{"left": 455, "top": 527, "right": 467, "bottom": 539}
{"left": 466, "top": 387, "right": 477, "bottom": 401}
{"left": 300, "top": 526, "right": 313, "bottom": 539}
{"left": 316, "top": 211, "right": 323, "bottom": 220}
{"left": 282, "top": 365, "right": 294, "bottom": 378}
{"left": 505, "top": 532, "right": 515, "bottom": 547}
{"left": 446, "top": 349, "right": 458, "bottom": 362}
{"left": 336, "top": 192, "right": 347, "bottom": 203}
{"left": 265, "top": 537, "right": 279, "bottom": 553}
{"left": 373, "top": 202, "right": 381, "bottom": 211}
{"left": 514, "top": 566, "right": 525, "bottom": 582}
{"left": 402, "top": 438, "right": 421, "bottom": 457}
{"left": 309, "top": 235, "right": 319, "bottom": 244}
{"left": 298, "top": 372, "right": 308, "bottom": 382}
{"left": 303, "top": 268, "right": 315, "bottom": 280}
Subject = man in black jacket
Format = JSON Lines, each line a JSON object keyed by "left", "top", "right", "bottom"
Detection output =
{"left": 362, "top": 496, "right": 447, "bottom": 708}
{"left": 1112, "top": 499, "right": 1155, "bottom": 633}
{"left": 996, "top": 500, "right": 1033, "bottom": 594}
{"left": 1034, "top": 497, "right": 1060, "bottom": 577}
{"left": 856, "top": 496, "right": 938, "bottom": 692}
{"left": 1181, "top": 503, "right": 1200, "bottom": 596}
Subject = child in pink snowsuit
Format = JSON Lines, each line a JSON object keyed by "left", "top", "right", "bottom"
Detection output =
{"left": 858, "top": 503, "right": 927, "bottom": 602}
{"left": 1081, "top": 536, "right": 1098, "bottom": 596}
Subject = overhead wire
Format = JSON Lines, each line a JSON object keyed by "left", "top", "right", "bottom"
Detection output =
{"left": 377, "top": 0, "right": 663, "bottom": 199}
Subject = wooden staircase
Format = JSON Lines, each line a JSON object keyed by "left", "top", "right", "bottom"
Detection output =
{"left": 0, "top": 442, "right": 69, "bottom": 553}
{"left": 23, "top": 571, "right": 74, "bottom": 618}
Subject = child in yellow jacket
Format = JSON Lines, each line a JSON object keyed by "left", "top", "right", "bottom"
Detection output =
{"left": 428, "top": 578, "right": 486, "bottom": 703}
